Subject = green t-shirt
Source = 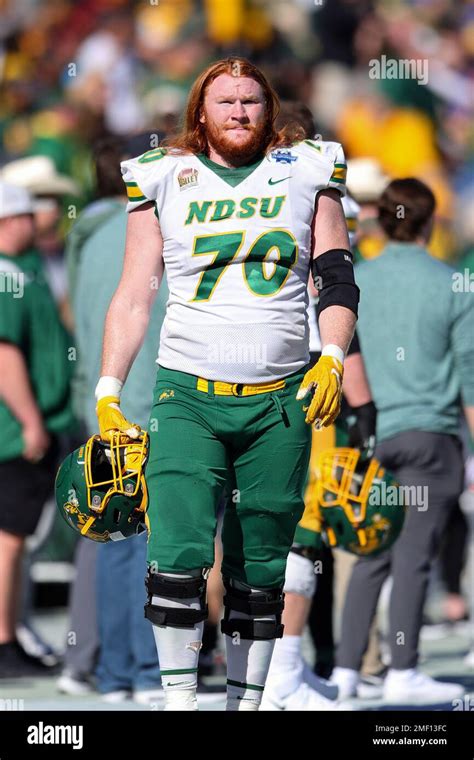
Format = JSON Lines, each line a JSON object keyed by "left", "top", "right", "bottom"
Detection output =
{"left": 356, "top": 242, "right": 474, "bottom": 442}
{"left": 0, "top": 249, "right": 75, "bottom": 462}
{"left": 73, "top": 204, "right": 168, "bottom": 434}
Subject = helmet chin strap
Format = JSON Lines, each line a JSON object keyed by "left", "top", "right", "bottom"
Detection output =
{"left": 80, "top": 515, "right": 97, "bottom": 536}
{"left": 136, "top": 475, "right": 148, "bottom": 514}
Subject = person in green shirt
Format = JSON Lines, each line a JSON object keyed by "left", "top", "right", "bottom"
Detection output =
{"left": 331, "top": 178, "right": 474, "bottom": 704}
{"left": 0, "top": 182, "right": 74, "bottom": 678}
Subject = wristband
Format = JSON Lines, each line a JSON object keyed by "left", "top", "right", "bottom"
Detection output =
{"left": 95, "top": 376, "right": 123, "bottom": 401}
{"left": 321, "top": 344, "right": 345, "bottom": 365}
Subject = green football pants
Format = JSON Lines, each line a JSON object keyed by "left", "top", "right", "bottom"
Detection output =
{"left": 145, "top": 365, "right": 311, "bottom": 588}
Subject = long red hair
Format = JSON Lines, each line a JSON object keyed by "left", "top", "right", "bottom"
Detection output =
{"left": 163, "top": 58, "right": 304, "bottom": 155}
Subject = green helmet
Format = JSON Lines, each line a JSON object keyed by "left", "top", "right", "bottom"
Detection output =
{"left": 55, "top": 432, "right": 149, "bottom": 543}
{"left": 315, "top": 447, "right": 405, "bottom": 557}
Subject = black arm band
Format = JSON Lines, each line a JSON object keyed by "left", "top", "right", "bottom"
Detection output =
{"left": 312, "top": 249, "right": 360, "bottom": 318}
{"left": 347, "top": 329, "right": 360, "bottom": 355}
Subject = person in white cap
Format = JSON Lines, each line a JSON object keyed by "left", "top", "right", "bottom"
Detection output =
{"left": 0, "top": 156, "right": 80, "bottom": 326}
{"left": 346, "top": 157, "right": 389, "bottom": 262}
{"left": 0, "top": 159, "right": 80, "bottom": 664}
{"left": 0, "top": 156, "right": 80, "bottom": 198}
{"left": 0, "top": 182, "right": 75, "bottom": 678}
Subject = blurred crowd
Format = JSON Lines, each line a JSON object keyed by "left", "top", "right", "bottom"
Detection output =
{"left": 0, "top": 0, "right": 473, "bottom": 702}
{"left": 1, "top": 0, "right": 473, "bottom": 267}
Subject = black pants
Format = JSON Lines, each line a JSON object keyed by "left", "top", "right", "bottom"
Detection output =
{"left": 308, "top": 544, "right": 334, "bottom": 676}
{"left": 439, "top": 501, "right": 468, "bottom": 595}
{"left": 0, "top": 436, "right": 59, "bottom": 536}
{"left": 337, "top": 431, "right": 464, "bottom": 671}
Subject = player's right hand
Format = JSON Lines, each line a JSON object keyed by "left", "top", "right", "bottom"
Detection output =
{"left": 96, "top": 395, "right": 142, "bottom": 443}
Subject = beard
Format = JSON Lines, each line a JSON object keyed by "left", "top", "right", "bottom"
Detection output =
{"left": 204, "top": 115, "right": 269, "bottom": 166}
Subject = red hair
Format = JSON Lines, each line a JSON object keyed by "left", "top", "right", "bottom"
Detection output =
{"left": 163, "top": 58, "right": 303, "bottom": 155}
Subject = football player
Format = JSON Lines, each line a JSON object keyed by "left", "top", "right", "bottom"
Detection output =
{"left": 262, "top": 184, "right": 377, "bottom": 709}
{"left": 258, "top": 103, "right": 377, "bottom": 709}
{"left": 95, "top": 58, "right": 358, "bottom": 711}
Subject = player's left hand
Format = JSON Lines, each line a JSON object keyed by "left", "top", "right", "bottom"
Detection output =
{"left": 296, "top": 355, "right": 343, "bottom": 427}
{"left": 347, "top": 400, "right": 377, "bottom": 461}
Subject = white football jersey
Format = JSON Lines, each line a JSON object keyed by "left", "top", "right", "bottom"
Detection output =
{"left": 121, "top": 140, "right": 346, "bottom": 382}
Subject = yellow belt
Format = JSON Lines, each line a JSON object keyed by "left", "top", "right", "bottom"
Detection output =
{"left": 196, "top": 378, "right": 286, "bottom": 397}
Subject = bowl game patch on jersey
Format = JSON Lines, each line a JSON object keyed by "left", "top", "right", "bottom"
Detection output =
{"left": 177, "top": 168, "right": 199, "bottom": 191}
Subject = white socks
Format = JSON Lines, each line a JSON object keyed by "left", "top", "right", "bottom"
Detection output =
{"left": 151, "top": 572, "right": 203, "bottom": 711}
{"left": 270, "top": 634, "right": 302, "bottom": 672}
{"left": 225, "top": 634, "right": 275, "bottom": 710}
{"left": 151, "top": 573, "right": 283, "bottom": 712}
{"left": 225, "top": 601, "right": 277, "bottom": 711}
{"left": 265, "top": 635, "right": 303, "bottom": 699}
{"left": 163, "top": 690, "right": 198, "bottom": 711}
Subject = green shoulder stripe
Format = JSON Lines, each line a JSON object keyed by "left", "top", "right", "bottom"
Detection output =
{"left": 138, "top": 148, "right": 167, "bottom": 164}
{"left": 303, "top": 139, "right": 322, "bottom": 152}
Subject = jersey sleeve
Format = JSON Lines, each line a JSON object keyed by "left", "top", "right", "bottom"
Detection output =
{"left": 324, "top": 142, "right": 347, "bottom": 197}
{"left": 294, "top": 139, "right": 347, "bottom": 198}
{"left": 121, "top": 148, "right": 171, "bottom": 213}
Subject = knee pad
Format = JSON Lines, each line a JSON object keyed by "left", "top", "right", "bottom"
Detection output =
{"left": 144, "top": 568, "right": 208, "bottom": 628}
{"left": 220, "top": 577, "right": 284, "bottom": 641}
{"left": 283, "top": 547, "right": 317, "bottom": 598}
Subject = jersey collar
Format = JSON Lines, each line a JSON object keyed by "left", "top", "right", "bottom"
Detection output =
{"left": 197, "top": 153, "right": 264, "bottom": 188}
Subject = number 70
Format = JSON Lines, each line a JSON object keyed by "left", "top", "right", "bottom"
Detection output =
{"left": 191, "top": 229, "right": 298, "bottom": 301}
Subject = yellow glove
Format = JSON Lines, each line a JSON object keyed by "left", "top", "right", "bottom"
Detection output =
{"left": 96, "top": 396, "right": 143, "bottom": 443}
{"left": 296, "top": 355, "right": 344, "bottom": 427}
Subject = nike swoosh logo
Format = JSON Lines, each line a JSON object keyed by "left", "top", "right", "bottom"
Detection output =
{"left": 268, "top": 177, "right": 290, "bottom": 185}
